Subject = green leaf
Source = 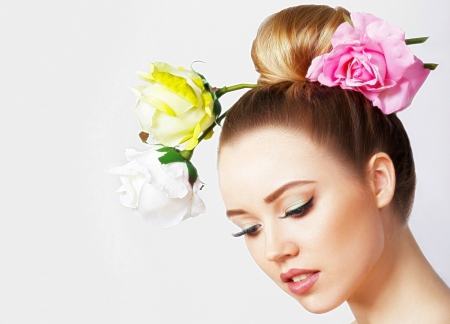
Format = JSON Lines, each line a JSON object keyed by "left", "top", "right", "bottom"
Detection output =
{"left": 156, "top": 146, "right": 172, "bottom": 153}
{"left": 186, "top": 161, "right": 198, "bottom": 186}
{"left": 213, "top": 100, "right": 222, "bottom": 119}
{"left": 343, "top": 13, "right": 354, "bottom": 29}
{"left": 158, "top": 149, "right": 186, "bottom": 165}
{"left": 405, "top": 37, "right": 429, "bottom": 45}
{"left": 424, "top": 63, "right": 438, "bottom": 70}
{"left": 156, "top": 147, "right": 198, "bottom": 186}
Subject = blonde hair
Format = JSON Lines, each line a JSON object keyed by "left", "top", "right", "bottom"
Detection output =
{"left": 252, "top": 5, "right": 349, "bottom": 85}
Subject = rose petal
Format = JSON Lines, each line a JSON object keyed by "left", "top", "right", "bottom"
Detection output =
{"left": 168, "top": 70, "right": 204, "bottom": 109}
{"left": 161, "top": 162, "right": 192, "bottom": 193}
{"left": 134, "top": 99, "right": 156, "bottom": 134}
{"left": 350, "top": 12, "right": 382, "bottom": 33}
{"left": 138, "top": 182, "right": 189, "bottom": 228}
{"left": 135, "top": 152, "right": 189, "bottom": 199}
{"left": 151, "top": 107, "right": 210, "bottom": 147}
{"left": 152, "top": 62, "right": 204, "bottom": 110}
{"left": 372, "top": 78, "right": 410, "bottom": 114}
{"left": 107, "top": 159, "right": 147, "bottom": 208}
{"left": 373, "top": 58, "right": 430, "bottom": 114}
{"left": 332, "top": 21, "right": 362, "bottom": 47}
{"left": 141, "top": 83, "right": 194, "bottom": 116}
{"left": 306, "top": 55, "right": 326, "bottom": 81}
{"left": 160, "top": 162, "right": 185, "bottom": 178}
{"left": 378, "top": 38, "right": 415, "bottom": 82}
{"left": 125, "top": 148, "right": 143, "bottom": 161}
{"left": 184, "top": 193, "right": 206, "bottom": 220}
{"left": 366, "top": 50, "right": 387, "bottom": 80}
{"left": 365, "top": 20, "right": 405, "bottom": 43}
{"left": 363, "top": 38, "right": 383, "bottom": 53}
{"left": 335, "top": 52, "right": 356, "bottom": 80}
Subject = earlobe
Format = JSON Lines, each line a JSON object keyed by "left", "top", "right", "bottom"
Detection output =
{"left": 368, "top": 153, "right": 396, "bottom": 209}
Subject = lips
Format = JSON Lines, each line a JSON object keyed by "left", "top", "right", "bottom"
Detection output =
{"left": 280, "top": 268, "right": 320, "bottom": 294}
{"left": 291, "top": 272, "right": 314, "bottom": 282}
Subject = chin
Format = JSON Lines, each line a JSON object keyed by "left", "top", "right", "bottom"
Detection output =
{"left": 294, "top": 294, "right": 346, "bottom": 314}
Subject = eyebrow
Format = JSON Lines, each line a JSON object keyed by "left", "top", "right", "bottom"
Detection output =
{"left": 226, "top": 209, "right": 248, "bottom": 218}
{"left": 264, "top": 180, "right": 315, "bottom": 204}
{"left": 226, "top": 180, "right": 315, "bottom": 218}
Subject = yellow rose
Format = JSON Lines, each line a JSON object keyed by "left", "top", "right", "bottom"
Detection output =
{"left": 131, "top": 62, "right": 215, "bottom": 150}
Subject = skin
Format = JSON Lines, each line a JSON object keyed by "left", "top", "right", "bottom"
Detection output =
{"left": 218, "top": 127, "right": 450, "bottom": 323}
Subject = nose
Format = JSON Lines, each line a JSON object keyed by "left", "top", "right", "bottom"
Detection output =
{"left": 264, "top": 226, "right": 299, "bottom": 262}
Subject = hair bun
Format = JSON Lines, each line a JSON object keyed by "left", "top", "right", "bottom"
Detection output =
{"left": 251, "top": 5, "right": 349, "bottom": 85}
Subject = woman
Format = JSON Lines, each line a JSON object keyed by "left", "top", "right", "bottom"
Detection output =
{"left": 217, "top": 5, "right": 450, "bottom": 323}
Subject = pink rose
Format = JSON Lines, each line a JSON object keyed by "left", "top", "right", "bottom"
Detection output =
{"left": 306, "top": 12, "right": 430, "bottom": 114}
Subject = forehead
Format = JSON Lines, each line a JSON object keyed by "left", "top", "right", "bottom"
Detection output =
{"left": 218, "top": 128, "right": 332, "bottom": 204}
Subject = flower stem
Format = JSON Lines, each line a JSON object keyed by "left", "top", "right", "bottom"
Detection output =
{"left": 180, "top": 149, "right": 194, "bottom": 161}
{"left": 196, "top": 83, "right": 258, "bottom": 146}
{"left": 183, "top": 83, "right": 258, "bottom": 159}
{"left": 424, "top": 63, "right": 438, "bottom": 70}
{"left": 215, "top": 83, "right": 258, "bottom": 98}
{"left": 180, "top": 112, "right": 228, "bottom": 161}
{"left": 196, "top": 111, "right": 228, "bottom": 145}
{"left": 405, "top": 37, "right": 429, "bottom": 45}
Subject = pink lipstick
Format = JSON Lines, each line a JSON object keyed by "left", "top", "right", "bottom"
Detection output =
{"left": 280, "top": 269, "right": 320, "bottom": 295}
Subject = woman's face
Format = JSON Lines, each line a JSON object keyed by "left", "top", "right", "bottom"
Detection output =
{"left": 218, "top": 128, "right": 385, "bottom": 313}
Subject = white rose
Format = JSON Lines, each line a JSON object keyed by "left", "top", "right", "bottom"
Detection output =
{"left": 132, "top": 62, "right": 215, "bottom": 150}
{"left": 108, "top": 147, "right": 205, "bottom": 228}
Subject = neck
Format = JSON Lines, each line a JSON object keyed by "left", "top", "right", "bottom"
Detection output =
{"left": 347, "top": 211, "right": 450, "bottom": 324}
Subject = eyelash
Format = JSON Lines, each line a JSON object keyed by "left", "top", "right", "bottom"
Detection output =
{"left": 231, "top": 197, "right": 314, "bottom": 237}
{"left": 279, "top": 197, "right": 314, "bottom": 219}
{"left": 231, "top": 224, "right": 261, "bottom": 237}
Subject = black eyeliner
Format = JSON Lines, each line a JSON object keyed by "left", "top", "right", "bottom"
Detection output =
{"left": 231, "top": 224, "right": 261, "bottom": 237}
{"left": 279, "top": 197, "right": 314, "bottom": 219}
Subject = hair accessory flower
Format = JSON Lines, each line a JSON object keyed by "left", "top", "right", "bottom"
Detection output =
{"left": 306, "top": 12, "right": 438, "bottom": 114}
{"left": 107, "top": 147, "right": 205, "bottom": 228}
{"left": 108, "top": 62, "right": 256, "bottom": 227}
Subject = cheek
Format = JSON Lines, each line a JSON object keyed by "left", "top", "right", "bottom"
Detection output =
{"left": 244, "top": 238, "right": 270, "bottom": 274}
{"left": 322, "top": 195, "right": 384, "bottom": 258}
{"left": 244, "top": 236, "right": 284, "bottom": 287}
{"left": 327, "top": 202, "right": 384, "bottom": 277}
{"left": 302, "top": 191, "right": 385, "bottom": 311}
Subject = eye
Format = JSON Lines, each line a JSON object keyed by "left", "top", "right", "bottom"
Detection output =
{"left": 279, "top": 197, "right": 314, "bottom": 219}
{"left": 231, "top": 224, "right": 261, "bottom": 237}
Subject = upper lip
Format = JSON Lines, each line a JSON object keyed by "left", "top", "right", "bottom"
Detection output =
{"left": 280, "top": 268, "right": 319, "bottom": 283}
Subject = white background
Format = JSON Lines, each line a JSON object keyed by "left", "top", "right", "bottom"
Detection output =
{"left": 1, "top": 0, "right": 449, "bottom": 323}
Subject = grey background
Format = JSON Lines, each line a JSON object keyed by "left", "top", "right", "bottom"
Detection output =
{"left": 0, "top": 0, "right": 448, "bottom": 323}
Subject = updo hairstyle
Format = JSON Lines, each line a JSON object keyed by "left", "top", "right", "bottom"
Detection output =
{"left": 219, "top": 5, "right": 416, "bottom": 221}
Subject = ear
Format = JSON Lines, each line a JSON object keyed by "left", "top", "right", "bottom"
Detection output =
{"left": 367, "top": 153, "right": 396, "bottom": 209}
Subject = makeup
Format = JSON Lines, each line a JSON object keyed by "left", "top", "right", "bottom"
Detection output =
{"left": 231, "top": 224, "right": 261, "bottom": 237}
{"left": 280, "top": 269, "right": 320, "bottom": 294}
{"left": 280, "top": 197, "right": 313, "bottom": 219}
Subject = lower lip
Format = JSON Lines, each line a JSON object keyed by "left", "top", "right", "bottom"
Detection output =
{"left": 286, "top": 272, "right": 320, "bottom": 294}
